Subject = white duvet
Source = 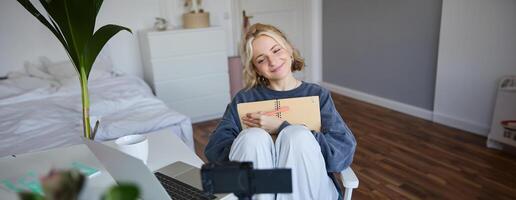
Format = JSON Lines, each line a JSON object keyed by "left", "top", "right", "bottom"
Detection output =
{"left": 0, "top": 75, "right": 193, "bottom": 157}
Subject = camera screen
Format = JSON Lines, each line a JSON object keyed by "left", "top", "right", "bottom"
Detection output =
{"left": 201, "top": 162, "right": 291, "bottom": 196}
{"left": 208, "top": 168, "right": 250, "bottom": 194}
{"left": 201, "top": 161, "right": 255, "bottom": 195}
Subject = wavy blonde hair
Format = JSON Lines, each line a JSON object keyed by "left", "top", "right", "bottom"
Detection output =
{"left": 241, "top": 23, "right": 305, "bottom": 89}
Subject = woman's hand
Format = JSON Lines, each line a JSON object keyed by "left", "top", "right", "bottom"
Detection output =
{"left": 242, "top": 112, "right": 285, "bottom": 135}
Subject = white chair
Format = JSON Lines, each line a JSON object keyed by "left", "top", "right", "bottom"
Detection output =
{"left": 339, "top": 167, "right": 359, "bottom": 200}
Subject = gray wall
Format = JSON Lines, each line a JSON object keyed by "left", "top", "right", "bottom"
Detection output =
{"left": 322, "top": 0, "right": 442, "bottom": 110}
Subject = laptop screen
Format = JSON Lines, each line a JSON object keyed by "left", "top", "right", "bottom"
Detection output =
{"left": 83, "top": 138, "right": 171, "bottom": 200}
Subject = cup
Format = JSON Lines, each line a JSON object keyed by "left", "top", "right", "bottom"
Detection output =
{"left": 115, "top": 135, "right": 149, "bottom": 165}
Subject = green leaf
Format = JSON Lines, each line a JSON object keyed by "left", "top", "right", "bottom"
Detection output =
{"left": 83, "top": 24, "right": 131, "bottom": 78}
{"left": 38, "top": 0, "right": 77, "bottom": 66}
{"left": 102, "top": 183, "right": 140, "bottom": 200}
{"left": 18, "top": 192, "right": 45, "bottom": 200}
{"left": 40, "top": 0, "right": 96, "bottom": 68}
{"left": 94, "top": 0, "right": 105, "bottom": 18}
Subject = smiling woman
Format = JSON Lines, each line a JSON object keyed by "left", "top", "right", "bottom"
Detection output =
{"left": 251, "top": 36, "right": 294, "bottom": 88}
{"left": 204, "top": 23, "right": 357, "bottom": 199}
{"left": 241, "top": 24, "right": 305, "bottom": 91}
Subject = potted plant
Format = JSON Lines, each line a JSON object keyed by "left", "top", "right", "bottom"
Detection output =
{"left": 17, "top": 0, "right": 132, "bottom": 140}
{"left": 18, "top": 169, "right": 139, "bottom": 200}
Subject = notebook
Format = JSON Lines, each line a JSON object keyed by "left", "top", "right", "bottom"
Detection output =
{"left": 237, "top": 96, "right": 321, "bottom": 132}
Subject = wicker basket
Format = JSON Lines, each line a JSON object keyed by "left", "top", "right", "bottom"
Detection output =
{"left": 183, "top": 12, "right": 209, "bottom": 29}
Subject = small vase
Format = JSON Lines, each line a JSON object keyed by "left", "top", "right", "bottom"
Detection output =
{"left": 154, "top": 17, "right": 168, "bottom": 31}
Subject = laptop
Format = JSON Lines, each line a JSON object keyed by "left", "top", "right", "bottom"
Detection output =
{"left": 83, "top": 138, "right": 231, "bottom": 200}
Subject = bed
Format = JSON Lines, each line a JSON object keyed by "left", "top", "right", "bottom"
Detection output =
{"left": 0, "top": 57, "right": 194, "bottom": 157}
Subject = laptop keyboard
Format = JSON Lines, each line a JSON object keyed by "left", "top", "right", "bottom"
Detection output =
{"left": 154, "top": 172, "right": 216, "bottom": 200}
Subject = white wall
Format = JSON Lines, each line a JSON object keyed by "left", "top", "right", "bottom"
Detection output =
{"left": 0, "top": 0, "right": 234, "bottom": 77}
{"left": 1, "top": 0, "right": 67, "bottom": 76}
{"left": 434, "top": 0, "right": 516, "bottom": 135}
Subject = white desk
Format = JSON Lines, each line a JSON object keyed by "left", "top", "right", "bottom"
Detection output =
{"left": 0, "top": 128, "right": 204, "bottom": 200}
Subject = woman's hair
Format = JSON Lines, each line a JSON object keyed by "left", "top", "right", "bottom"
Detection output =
{"left": 241, "top": 23, "right": 304, "bottom": 89}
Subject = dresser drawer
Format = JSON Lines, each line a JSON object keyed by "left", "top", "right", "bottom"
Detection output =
{"left": 146, "top": 28, "right": 226, "bottom": 59}
{"left": 165, "top": 93, "right": 230, "bottom": 121}
{"left": 154, "top": 74, "right": 230, "bottom": 102}
{"left": 140, "top": 27, "right": 230, "bottom": 122}
{"left": 150, "top": 52, "right": 228, "bottom": 81}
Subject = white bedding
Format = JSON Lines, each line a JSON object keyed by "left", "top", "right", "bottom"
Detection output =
{"left": 0, "top": 74, "right": 194, "bottom": 157}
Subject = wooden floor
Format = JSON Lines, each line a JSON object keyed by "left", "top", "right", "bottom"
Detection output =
{"left": 192, "top": 93, "right": 516, "bottom": 200}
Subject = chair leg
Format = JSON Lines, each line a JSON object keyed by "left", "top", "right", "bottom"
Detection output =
{"left": 343, "top": 188, "right": 353, "bottom": 200}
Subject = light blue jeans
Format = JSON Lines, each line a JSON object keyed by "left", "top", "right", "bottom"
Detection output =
{"left": 229, "top": 125, "right": 339, "bottom": 200}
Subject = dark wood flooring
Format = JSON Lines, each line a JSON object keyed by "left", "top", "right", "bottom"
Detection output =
{"left": 192, "top": 93, "right": 516, "bottom": 200}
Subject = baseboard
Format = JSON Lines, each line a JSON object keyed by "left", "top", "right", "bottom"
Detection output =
{"left": 320, "top": 82, "right": 433, "bottom": 121}
{"left": 319, "top": 82, "right": 491, "bottom": 136}
{"left": 432, "top": 112, "right": 489, "bottom": 136}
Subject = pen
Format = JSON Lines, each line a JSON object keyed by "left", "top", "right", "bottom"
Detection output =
{"left": 264, "top": 106, "right": 290, "bottom": 116}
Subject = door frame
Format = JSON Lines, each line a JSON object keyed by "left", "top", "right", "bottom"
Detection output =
{"left": 230, "top": 0, "right": 322, "bottom": 84}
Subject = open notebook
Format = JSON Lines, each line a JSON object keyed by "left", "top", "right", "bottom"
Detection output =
{"left": 237, "top": 96, "right": 321, "bottom": 132}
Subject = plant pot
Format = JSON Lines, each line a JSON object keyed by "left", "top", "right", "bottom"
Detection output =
{"left": 183, "top": 12, "right": 210, "bottom": 29}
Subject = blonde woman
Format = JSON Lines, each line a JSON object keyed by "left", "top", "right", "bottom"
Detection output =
{"left": 205, "top": 23, "right": 356, "bottom": 200}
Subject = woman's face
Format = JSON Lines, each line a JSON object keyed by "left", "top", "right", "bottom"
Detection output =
{"left": 251, "top": 35, "right": 293, "bottom": 82}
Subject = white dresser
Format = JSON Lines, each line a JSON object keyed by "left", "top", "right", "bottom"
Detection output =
{"left": 139, "top": 27, "right": 230, "bottom": 123}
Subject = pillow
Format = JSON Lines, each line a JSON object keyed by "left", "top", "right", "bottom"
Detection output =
{"left": 45, "top": 60, "right": 77, "bottom": 80}
{"left": 10, "top": 76, "right": 58, "bottom": 90}
{"left": 6, "top": 68, "right": 27, "bottom": 79}
{"left": 6, "top": 61, "right": 53, "bottom": 80}
{"left": 89, "top": 68, "right": 114, "bottom": 81}
{"left": 92, "top": 48, "right": 114, "bottom": 72}
{"left": 24, "top": 61, "right": 55, "bottom": 80}
{"left": 1, "top": 61, "right": 59, "bottom": 96}
{"left": 43, "top": 55, "right": 114, "bottom": 85}
{"left": 57, "top": 76, "right": 80, "bottom": 90}
{"left": 0, "top": 76, "right": 58, "bottom": 99}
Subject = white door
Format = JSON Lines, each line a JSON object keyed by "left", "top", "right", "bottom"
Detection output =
{"left": 234, "top": 0, "right": 310, "bottom": 80}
